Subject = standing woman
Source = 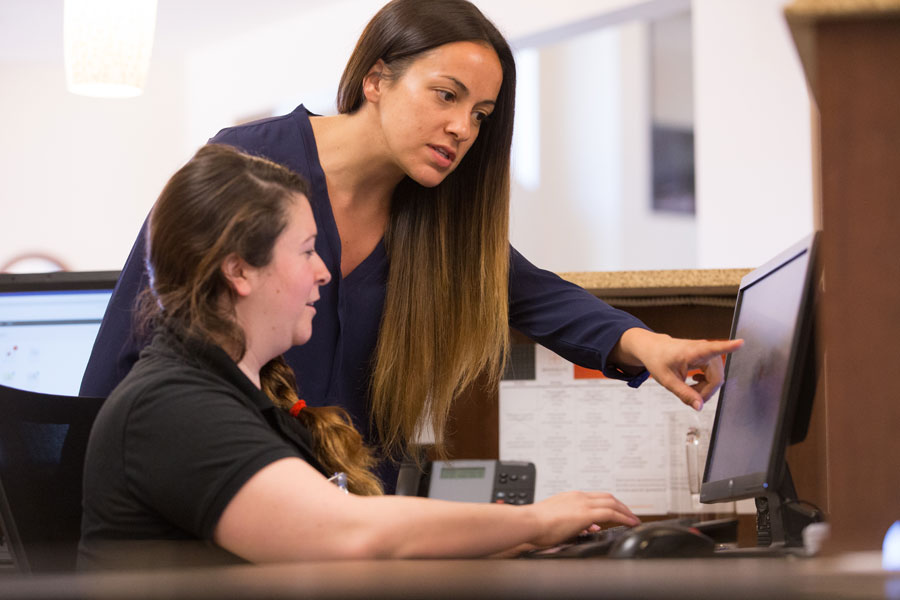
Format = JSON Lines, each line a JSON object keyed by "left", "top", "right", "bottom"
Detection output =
{"left": 80, "top": 144, "right": 640, "bottom": 568}
{"left": 81, "top": 0, "right": 741, "bottom": 489}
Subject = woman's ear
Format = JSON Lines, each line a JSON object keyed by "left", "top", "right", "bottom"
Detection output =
{"left": 362, "top": 59, "right": 387, "bottom": 104}
{"left": 221, "top": 253, "right": 254, "bottom": 297}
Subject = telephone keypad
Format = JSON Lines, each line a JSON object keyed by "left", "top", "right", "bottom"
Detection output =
{"left": 492, "top": 463, "right": 536, "bottom": 505}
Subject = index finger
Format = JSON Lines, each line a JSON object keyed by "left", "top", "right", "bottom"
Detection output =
{"left": 690, "top": 338, "right": 744, "bottom": 364}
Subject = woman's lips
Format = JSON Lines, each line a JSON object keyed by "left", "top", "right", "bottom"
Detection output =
{"left": 429, "top": 144, "right": 456, "bottom": 168}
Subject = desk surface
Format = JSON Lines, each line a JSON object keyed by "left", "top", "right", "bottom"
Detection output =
{"left": 0, "top": 553, "right": 896, "bottom": 600}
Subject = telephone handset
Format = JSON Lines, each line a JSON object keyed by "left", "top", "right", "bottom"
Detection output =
{"left": 395, "top": 459, "right": 536, "bottom": 505}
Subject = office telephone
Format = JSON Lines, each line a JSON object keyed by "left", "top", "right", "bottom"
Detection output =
{"left": 395, "top": 459, "right": 535, "bottom": 504}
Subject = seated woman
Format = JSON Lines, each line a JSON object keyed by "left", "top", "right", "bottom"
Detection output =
{"left": 79, "top": 144, "right": 639, "bottom": 569}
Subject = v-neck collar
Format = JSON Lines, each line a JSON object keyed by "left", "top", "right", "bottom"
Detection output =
{"left": 296, "top": 106, "right": 387, "bottom": 283}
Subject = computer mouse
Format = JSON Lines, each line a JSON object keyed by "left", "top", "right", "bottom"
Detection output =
{"left": 607, "top": 523, "right": 715, "bottom": 559}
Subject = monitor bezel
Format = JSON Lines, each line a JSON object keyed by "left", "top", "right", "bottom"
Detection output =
{"left": 0, "top": 271, "right": 120, "bottom": 294}
{"left": 700, "top": 232, "right": 819, "bottom": 503}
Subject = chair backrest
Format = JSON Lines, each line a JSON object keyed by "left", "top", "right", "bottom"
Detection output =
{"left": 0, "top": 384, "right": 104, "bottom": 573}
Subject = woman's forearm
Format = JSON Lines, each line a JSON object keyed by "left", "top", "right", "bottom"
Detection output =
{"left": 214, "top": 458, "right": 638, "bottom": 562}
{"left": 345, "top": 494, "right": 542, "bottom": 558}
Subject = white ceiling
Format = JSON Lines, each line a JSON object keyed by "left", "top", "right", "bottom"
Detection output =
{"left": 0, "top": 0, "right": 326, "bottom": 63}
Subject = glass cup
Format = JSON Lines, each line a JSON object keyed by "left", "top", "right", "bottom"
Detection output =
{"left": 685, "top": 426, "right": 735, "bottom": 521}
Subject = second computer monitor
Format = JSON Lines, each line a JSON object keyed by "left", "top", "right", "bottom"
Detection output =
{"left": 0, "top": 271, "right": 119, "bottom": 396}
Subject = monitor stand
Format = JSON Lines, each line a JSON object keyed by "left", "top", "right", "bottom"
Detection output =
{"left": 715, "top": 463, "right": 820, "bottom": 557}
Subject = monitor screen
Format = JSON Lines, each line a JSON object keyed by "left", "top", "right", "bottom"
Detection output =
{"left": 701, "top": 233, "right": 818, "bottom": 504}
{"left": 0, "top": 272, "right": 119, "bottom": 396}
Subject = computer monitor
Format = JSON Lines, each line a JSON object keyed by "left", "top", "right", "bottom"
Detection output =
{"left": 0, "top": 271, "right": 119, "bottom": 396}
{"left": 700, "top": 232, "right": 820, "bottom": 549}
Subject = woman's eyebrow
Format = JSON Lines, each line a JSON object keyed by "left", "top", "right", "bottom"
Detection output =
{"left": 440, "top": 75, "right": 496, "bottom": 106}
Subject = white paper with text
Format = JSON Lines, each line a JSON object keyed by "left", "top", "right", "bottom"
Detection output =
{"left": 499, "top": 345, "right": 754, "bottom": 514}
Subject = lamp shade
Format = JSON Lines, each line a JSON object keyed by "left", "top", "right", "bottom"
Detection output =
{"left": 64, "top": 0, "right": 158, "bottom": 98}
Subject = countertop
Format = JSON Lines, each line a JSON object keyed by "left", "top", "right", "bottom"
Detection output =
{"left": 558, "top": 268, "right": 750, "bottom": 301}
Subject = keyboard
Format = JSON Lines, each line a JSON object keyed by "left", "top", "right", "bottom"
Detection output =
{"left": 520, "top": 517, "right": 735, "bottom": 559}
{"left": 0, "top": 537, "right": 12, "bottom": 566}
{"left": 519, "top": 525, "right": 630, "bottom": 559}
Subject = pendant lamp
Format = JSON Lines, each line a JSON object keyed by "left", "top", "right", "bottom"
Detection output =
{"left": 64, "top": 0, "right": 158, "bottom": 98}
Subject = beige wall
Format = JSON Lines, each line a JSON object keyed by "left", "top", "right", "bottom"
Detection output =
{"left": 0, "top": 0, "right": 812, "bottom": 273}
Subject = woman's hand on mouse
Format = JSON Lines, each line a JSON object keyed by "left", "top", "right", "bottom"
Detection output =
{"left": 524, "top": 491, "right": 640, "bottom": 548}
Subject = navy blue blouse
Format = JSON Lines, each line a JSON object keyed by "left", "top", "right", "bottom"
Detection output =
{"left": 80, "top": 105, "right": 650, "bottom": 491}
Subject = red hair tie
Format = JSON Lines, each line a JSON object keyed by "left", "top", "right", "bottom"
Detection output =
{"left": 289, "top": 399, "right": 307, "bottom": 418}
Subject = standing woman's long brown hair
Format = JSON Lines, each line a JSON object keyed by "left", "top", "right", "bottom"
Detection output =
{"left": 338, "top": 0, "right": 516, "bottom": 458}
{"left": 141, "top": 144, "right": 382, "bottom": 495}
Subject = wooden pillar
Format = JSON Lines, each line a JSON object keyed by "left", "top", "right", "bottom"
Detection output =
{"left": 786, "top": 3, "right": 900, "bottom": 552}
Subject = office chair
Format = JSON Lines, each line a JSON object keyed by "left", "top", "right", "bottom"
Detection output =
{"left": 0, "top": 384, "right": 104, "bottom": 573}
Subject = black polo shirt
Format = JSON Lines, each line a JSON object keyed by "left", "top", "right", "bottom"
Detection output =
{"left": 79, "top": 329, "right": 328, "bottom": 569}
